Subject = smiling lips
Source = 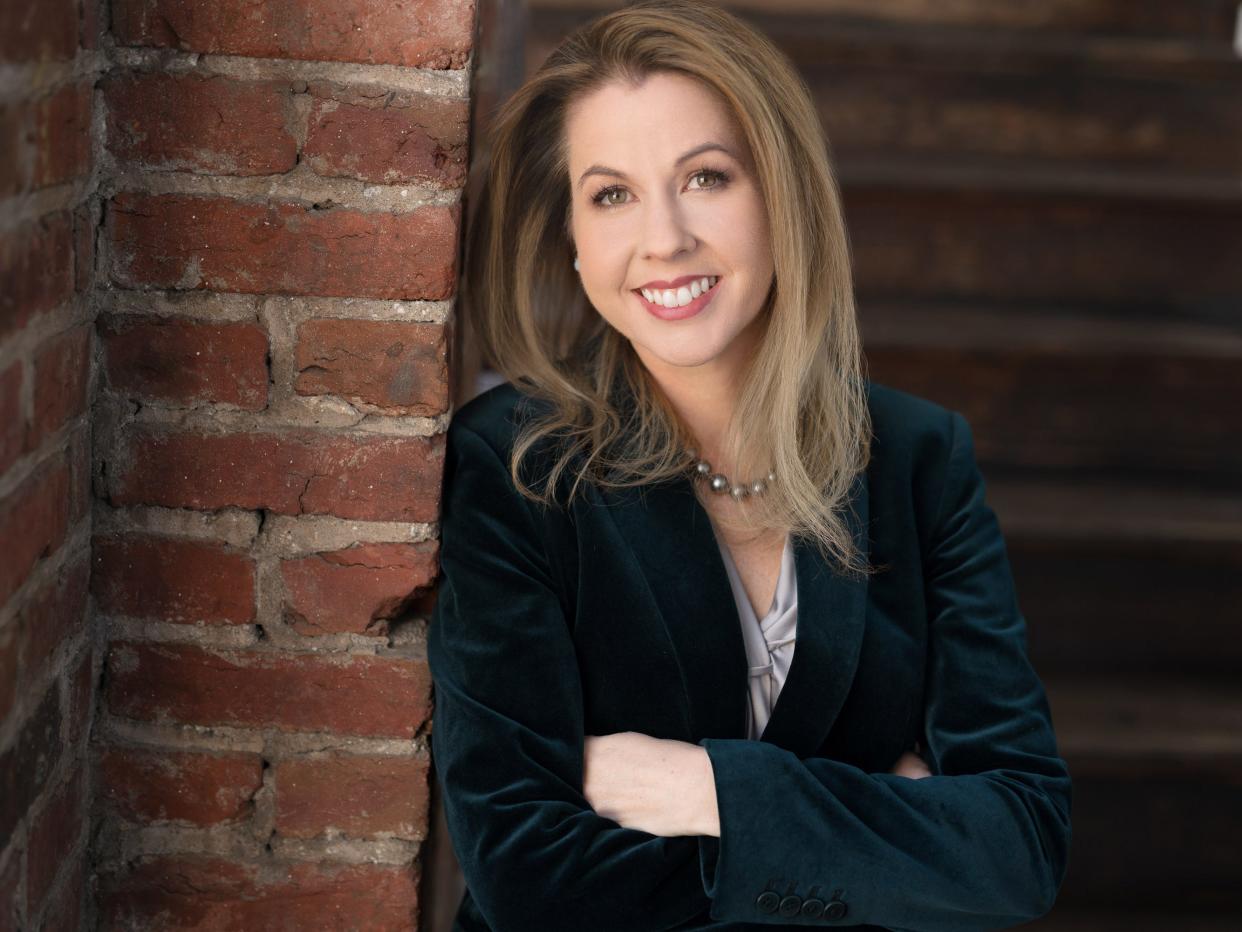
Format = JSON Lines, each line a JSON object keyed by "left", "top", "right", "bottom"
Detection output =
{"left": 634, "top": 275, "right": 722, "bottom": 321}
{"left": 636, "top": 275, "right": 720, "bottom": 308}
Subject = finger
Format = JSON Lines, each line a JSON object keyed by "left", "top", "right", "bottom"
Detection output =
{"left": 889, "top": 751, "right": 931, "bottom": 779}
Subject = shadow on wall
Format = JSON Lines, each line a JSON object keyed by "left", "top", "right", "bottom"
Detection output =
{"left": 422, "top": 763, "right": 466, "bottom": 932}
{"left": 420, "top": 366, "right": 507, "bottom": 932}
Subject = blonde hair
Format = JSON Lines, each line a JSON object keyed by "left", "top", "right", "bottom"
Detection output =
{"left": 458, "top": 0, "right": 875, "bottom": 579}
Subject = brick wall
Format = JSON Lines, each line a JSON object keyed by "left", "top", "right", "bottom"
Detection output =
{"left": 2, "top": 0, "right": 477, "bottom": 928}
{"left": 0, "top": 0, "right": 100, "bottom": 927}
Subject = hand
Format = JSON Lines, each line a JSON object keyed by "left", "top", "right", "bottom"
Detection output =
{"left": 890, "top": 740, "right": 932, "bottom": 779}
{"left": 583, "top": 732, "right": 719, "bottom": 837}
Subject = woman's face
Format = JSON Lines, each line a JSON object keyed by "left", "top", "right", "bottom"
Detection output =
{"left": 565, "top": 71, "right": 775, "bottom": 384}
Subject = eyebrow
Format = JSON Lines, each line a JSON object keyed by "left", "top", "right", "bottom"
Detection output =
{"left": 575, "top": 142, "right": 740, "bottom": 190}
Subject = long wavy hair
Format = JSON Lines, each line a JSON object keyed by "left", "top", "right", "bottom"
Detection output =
{"left": 458, "top": 0, "right": 875, "bottom": 579}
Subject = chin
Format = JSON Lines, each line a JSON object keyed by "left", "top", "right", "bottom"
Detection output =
{"left": 631, "top": 332, "right": 733, "bottom": 371}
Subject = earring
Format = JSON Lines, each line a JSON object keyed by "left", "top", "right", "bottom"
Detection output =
{"left": 573, "top": 256, "right": 580, "bottom": 271}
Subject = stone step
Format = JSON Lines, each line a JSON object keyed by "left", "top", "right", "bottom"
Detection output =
{"left": 1035, "top": 674, "right": 1242, "bottom": 909}
{"left": 845, "top": 186, "right": 1242, "bottom": 320}
{"left": 1020, "top": 906, "right": 1242, "bottom": 931}
{"left": 531, "top": 2, "right": 1242, "bottom": 200}
{"left": 531, "top": 0, "right": 1242, "bottom": 51}
{"left": 861, "top": 303, "right": 1242, "bottom": 481}
{"left": 1048, "top": 673, "right": 1242, "bottom": 762}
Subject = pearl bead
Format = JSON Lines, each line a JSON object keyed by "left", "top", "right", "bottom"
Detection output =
{"left": 686, "top": 449, "right": 774, "bottom": 501}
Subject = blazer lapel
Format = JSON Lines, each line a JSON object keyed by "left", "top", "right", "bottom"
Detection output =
{"left": 601, "top": 467, "right": 871, "bottom": 757}
{"left": 602, "top": 476, "right": 751, "bottom": 742}
{"left": 761, "top": 467, "right": 871, "bottom": 756}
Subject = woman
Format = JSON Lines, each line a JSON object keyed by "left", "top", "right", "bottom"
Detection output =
{"left": 428, "top": 1, "right": 1072, "bottom": 930}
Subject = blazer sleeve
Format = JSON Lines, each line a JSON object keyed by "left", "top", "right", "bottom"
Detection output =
{"left": 695, "top": 410, "right": 1073, "bottom": 930}
{"left": 427, "top": 419, "right": 712, "bottom": 932}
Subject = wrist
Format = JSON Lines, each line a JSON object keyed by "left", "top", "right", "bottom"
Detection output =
{"left": 691, "top": 746, "right": 720, "bottom": 837}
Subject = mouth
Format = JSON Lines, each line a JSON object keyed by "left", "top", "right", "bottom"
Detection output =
{"left": 633, "top": 275, "right": 722, "bottom": 321}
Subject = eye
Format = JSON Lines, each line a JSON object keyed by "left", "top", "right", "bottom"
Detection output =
{"left": 588, "top": 166, "right": 733, "bottom": 209}
{"left": 590, "top": 184, "right": 629, "bottom": 207}
{"left": 689, "top": 167, "right": 730, "bottom": 190}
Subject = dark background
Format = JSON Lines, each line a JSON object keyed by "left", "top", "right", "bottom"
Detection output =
{"left": 433, "top": 2, "right": 1242, "bottom": 929}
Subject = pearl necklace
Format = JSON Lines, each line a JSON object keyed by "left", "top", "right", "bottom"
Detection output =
{"left": 686, "top": 447, "right": 775, "bottom": 502}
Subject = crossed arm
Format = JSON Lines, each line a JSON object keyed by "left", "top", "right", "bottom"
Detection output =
{"left": 428, "top": 414, "right": 1070, "bottom": 931}
{"left": 581, "top": 732, "right": 933, "bottom": 839}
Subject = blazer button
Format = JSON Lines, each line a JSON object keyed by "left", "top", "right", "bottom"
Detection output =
{"left": 778, "top": 895, "right": 803, "bottom": 918}
{"left": 824, "top": 899, "right": 848, "bottom": 920}
{"left": 800, "top": 897, "right": 825, "bottom": 919}
{"left": 755, "top": 891, "right": 780, "bottom": 914}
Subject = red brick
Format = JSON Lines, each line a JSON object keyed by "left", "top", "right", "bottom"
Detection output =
{"left": 98, "top": 856, "right": 420, "bottom": 930}
{"left": 112, "top": 0, "right": 473, "bottom": 68}
{"left": 104, "top": 73, "right": 296, "bottom": 175}
{"left": 91, "top": 534, "right": 255, "bottom": 625}
{"left": 99, "top": 747, "right": 263, "bottom": 826}
{"left": 16, "top": 551, "right": 89, "bottom": 688}
{"left": 294, "top": 319, "right": 448, "bottom": 415}
{"left": 281, "top": 541, "right": 439, "bottom": 637}
{"left": 0, "top": 98, "right": 21, "bottom": 198}
{"left": 0, "top": 686, "right": 61, "bottom": 853}
{"left": 73, "top": 201, "right": 95, "bottom": 293}
{"left": 0, "top": 458, "right": 70, "bottom": 608}
{"left": 31, "top": 82, "right": 93, "bottom": 189}
{"left": 275, "top": 752, "right": 429, "bottom": 840}
{"left": 0, "top": 622, "right": 16, "bottom": 724}
{"left": 66, "top": 420, "right": 92, "bottom": 526}
{"left": 106, "top": 642, "right": 431, "bottom": 738}
{"left": 0, "top": 87, "right": 92, "bottom": 197}
{"left": 81, "top": 0, "right": 101, "bottom": 50}
{"left": 0, "top": 361, "right": 23, "bottom": 474}
{"left": 107, "top": 425, "right": 444, "bottom": 522}
{"left": 0, "top": 0, "right": 76, "bottom": 64}
{"left": 99, "top": 314, "right": 269, "bottom": 410}
{"left": 303, "top": 87, "right": 468, "bottom": 187}
{"left": 0, "top": 213, "right": 74, "bottom": 339}
{"left": 0, "top": 845, "right": 21, "bottom": 931}
{"left": 67, "top": 644, "right": 94, "bottom": 744}
{"left": 30, "top": 323, "right": 91, "bottom": 448}
{"left": 36, "top": 853, "right": 83, "bottom": 931}
{"left": 108, "top": 193, "right": 459, "bottom": 300}
{"left": 407, "top": 582, "right": 439, "bottom": 619}
{"left": 26, "top": 764, "right": 84, "bottom": 915}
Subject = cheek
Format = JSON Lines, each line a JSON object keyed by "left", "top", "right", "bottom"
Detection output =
{"left": 739, "top": 225, "right": 774, "bottom": 283}
{"left": 709, "top": 198, "right": 772, "bottom": 268}
{"left": 737, "top": 203, "right": 772, "bottom": 254}
{"left": 580, "top": 274, "right": 634, "bottom": 335}
{"left": 576, "top": 227, "right": 627, "bottom": 277}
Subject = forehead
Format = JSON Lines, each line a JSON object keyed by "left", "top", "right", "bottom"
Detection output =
{"left": 564, "top": 72, "right": 745, "bottom": 167}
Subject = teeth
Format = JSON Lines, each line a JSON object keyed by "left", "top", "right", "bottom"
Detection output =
{"left": 641, "top": 276, "right": 718, "bottom": 308}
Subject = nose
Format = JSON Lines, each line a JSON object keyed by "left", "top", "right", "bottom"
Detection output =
{"left": 639, "top": 190, "right": 697, "bottom": 262}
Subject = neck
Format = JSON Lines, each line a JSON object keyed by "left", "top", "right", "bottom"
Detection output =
{"left": 631, "top": 321, "right": 763, "bottom": 476}
{"left": 651, "top": 363, "right": 735, "bottom": 460}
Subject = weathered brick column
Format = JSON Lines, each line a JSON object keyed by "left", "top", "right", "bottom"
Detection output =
{"left": 85, "top": 0, "right": 474, "bottom": 927}
{"left": 0, "top": 0, "right": 100, "bottom": 927}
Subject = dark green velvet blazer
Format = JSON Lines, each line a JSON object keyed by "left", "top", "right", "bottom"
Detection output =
{"left": 428, "top": 379, "right": 1072, "bottom": 932}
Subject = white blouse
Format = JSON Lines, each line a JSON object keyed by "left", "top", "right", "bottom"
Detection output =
{"left": 709, "top": 526, "right": 798, "bottom": 740}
